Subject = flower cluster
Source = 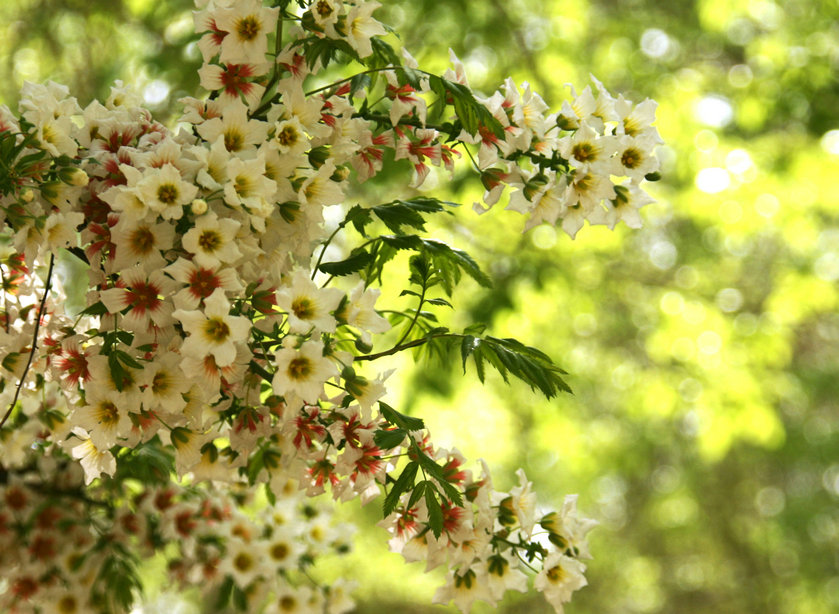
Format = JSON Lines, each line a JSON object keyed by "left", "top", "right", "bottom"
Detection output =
{"left": 0, "top": 0, "right": 662, "bottom": 611}
{"left": 0, "top": 459, "right": 354, "bottom": 614}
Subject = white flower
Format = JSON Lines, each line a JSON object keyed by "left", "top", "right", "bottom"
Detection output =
{"left": 181, "top": 211, "right": 243, "bottom": 268}
{"left": 214, "top": 0, "right": 280, "bottom": 65}
{"left": 343, "top": 1, "right": 387, "bottom": 58}
{"left": 534, "top": 552, "right": 588, "bottom": 613}
{"left": 70, "top": 429, "right": 117, "bottom": 485}
{"left": 557, "top": 123, "right": 618, "bottom": 172}
{"left": 136, "top": 163, "right": 198, "bottom": 220}
{"left": 588, "top": 181, "right": 654, "bottom": 231}
{"left": 610, "top": 133, "right": 661, "bottom": 183}
{"left": 276, "top": 269, "right": 344, "bottom": 334}
{"left": 111, "top": 216, "right": 175, "bottom": 272}
{"left": 222, "top": 153, "right": 277, "bottom": 220}
{"left": 219, "top": 536, "right": 267, "bottom": 588}
{"left": 432, "top": 567, "right": 495, "bottom": 613}
{"left": 615, "top": 95, "right": 662, "bottom": 142}
{"left": 270, "top": 115, "right": 310, "bottom": 155}
{"left": 73, "top": 389, "right": 131, "bottom": 450}
{"left": 273, "top": 337, "right": 338, "bottom": 402}
{"left": 170, "top": 427, "right": 211, "bottom": 476}
{"left": 484, "top": 553, "right": 529, "bottom": 601}
{"left": 173, "top": 287, "right": 251, "bottom": 367}
{"left": 196, "top": 99, "right": 269, "bottom": 153}
{"left": 509, "top": 468, "right": 538, "bottom": 538}
{"left": 44, "top": 211, "right": 84, "bottom": 251}
{"left": 191, "top": 136, "right": 231, "bottom": 191}
{"left": 138, "top": 351, "right": 191, "bottom": 414}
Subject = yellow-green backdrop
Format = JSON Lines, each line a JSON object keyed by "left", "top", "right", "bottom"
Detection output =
{"left": 2, "top": 1, "right": 838, "bottom": 612}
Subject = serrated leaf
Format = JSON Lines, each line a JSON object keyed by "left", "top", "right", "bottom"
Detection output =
{"left": 370, "top": 37, "right": 402, "bottom": 68}
{"left": 407, "top": 480, "right": 427, "bottom": 509}
{"left": 425, "top": 487, "right": 443, "bottom": 538}
{"left": 374, "top": 428, "right": 407, "bottom": 450}
{"left": 383, "top": 461, "right": 418, "bottom": 518}
{"left": 461, "top": 335, "right": 572, "bottom": 399}
{"left": 345, "top": 204, "right": 373, "bottom": 235}
{"left": 318, "top": 248, "right": 373, "bottom": 277}
{"left": 349, "top": 73, "right": 372, "bottom": 98}
{"left": 379, "top": 402, "right": 425, "bottom": 431}
{"left": 438, "top": 478, "right": 464, "bottom": 507}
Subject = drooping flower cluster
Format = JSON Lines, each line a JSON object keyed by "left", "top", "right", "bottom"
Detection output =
{"left": 0, "top": 458, "right": 355, "bottom": 614}
{"left": 0, "top": 0, "right": 662, "bottom": 612}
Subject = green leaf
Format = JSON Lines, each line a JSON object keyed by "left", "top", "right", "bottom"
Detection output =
{"left": 232, "top": 584, "right": 248, "bottom": 611}
{"left": 383, "top": 461, "right": 419, "bottom": 518}
{"left": 107, "top": 353, "right": 127, "bottom": 392}
{"left": 345, "top": 204, "right": 373, "bottom": 235}
{"left": 349, "top": 73, "right": 372, "bottom": 98}
{"left": 318, "top": 248, "right": 373, "bottom": 277}
{"left": 114, "top": 350, "right": 143, "bottom": 369}
{"left": 247, "top": 447, "right": 265, "bottom": 485}
{"left": 302, "top": 36, "right": 360, "bottom": 69}
{"left": 379, "top": 402, "right": 425, "bottom": 431}
{"left": 215, "top": 576, "right": 234, "bottom": 610}
{"left": 407, "top": 479, "right": 428, "bottom": 510}
{"left": 460, "top": 335, "right": 572, "bottom": 399}
{"left": 421, "top": 239, "right": 492, "bottom": 293}
{"left": 427, "top": 75, "right": 505, "bottom": 139}
{"left": 425, "top": 487, "right": 444, "bottom": 538}
{"left": 95, "top": 551, "right": 143, "bottom": 613}
{"left": 370, "top": 37, "right": 402, "bottom": 68}
{"left": 370, "top": 198, "right": 448, "bottom": 234}
{"left": 374, "top": 428, "right": 407, "bottom": 450}
{"left": 265, "top": 482, "right": 277, "bottom": 506}
{"left": 426, "top": 298, "right": 453, "bottom": 308}
{"left": 414, "top": 446, "right": 463, "bottom": 507}
{"left": 79, "top": 301, "right": 109, "bottom": 317}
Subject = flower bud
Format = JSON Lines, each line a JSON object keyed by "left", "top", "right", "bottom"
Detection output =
{"left": 190, "top": 198, "right": 208, "bottom": 215}
{"left": 58, "top": 167, "right": 88, "bottom": 187}
{"left": 331, "top": 166, "right": 350, "bottom": 182}
{"left": 308, "top": 145, "right": 330, "bottom": 169}
{"left": 19, "top": 188, "right": 34, "bottom": 203}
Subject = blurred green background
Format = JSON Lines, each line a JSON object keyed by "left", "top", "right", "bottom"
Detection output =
{"left": 3, "top": 0, "right": 839, "bottom": 612}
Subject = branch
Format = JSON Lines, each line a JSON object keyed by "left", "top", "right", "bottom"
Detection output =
{"left": 0, "top": 253, "right": 55, "bottom": 430}
{"left": 354, "top": 332, "right": 461, "bottom": 362}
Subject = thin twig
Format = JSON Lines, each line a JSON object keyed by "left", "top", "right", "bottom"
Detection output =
{"left": 0, "top": 253, "right": 55, "bottom": 430}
